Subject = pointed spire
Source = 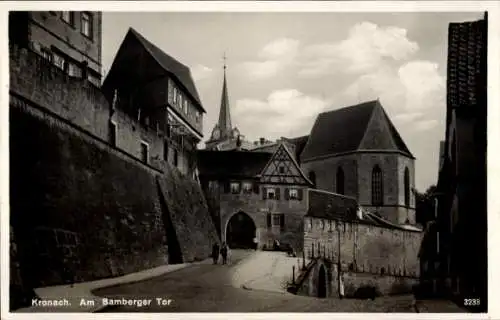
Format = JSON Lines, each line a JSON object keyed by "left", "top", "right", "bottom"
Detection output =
{"left": 217, "top": 53, "right": 232, "bottom": 139}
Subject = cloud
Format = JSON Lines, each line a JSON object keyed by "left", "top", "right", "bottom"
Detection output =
{"left": 241, "top": 38, "right": 300, "bottom": 79}
{"left": 414, "top": 119, "right": 439, "bottom": 131}
{"left": 233, "top": 89, "right": 328, "bottom": 139}
{"left": 298, "top": 22, "right": 419, "bottom": 77}
{"left": 392, "top": 112, "right": 424, "bottom": 124}
{"left": 191, "top": 64, "right": 213, "bottom": 81}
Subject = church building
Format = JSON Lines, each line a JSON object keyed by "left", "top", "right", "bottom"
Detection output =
{"left": 298, "top": 100, "right": 416, "bottom": 225}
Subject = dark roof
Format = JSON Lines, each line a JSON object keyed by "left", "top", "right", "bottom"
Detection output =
{"left": 197, "top": 150, "right": 272, "bottom": 179}
{"left": 129, "top": 28, "right": 205, "bottom": 113}
{"left": 289, "top": 135, "right": 309, "bottom": 161}
{"left": 301, "top": 100, "right": 413, "bottom": 161}
{"left": 306, "top": 189, "right": 359, "bottom": 221}
{"left": 306, "top": 189, "right": 421, "bottom": 232}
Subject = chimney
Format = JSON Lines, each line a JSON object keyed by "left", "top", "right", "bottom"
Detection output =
{"left": 260, "top": 137, "right": 265, "bottom": 145}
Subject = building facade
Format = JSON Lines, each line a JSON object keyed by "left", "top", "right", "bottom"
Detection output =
{"left": 299, "top": 100, "right": 416, "bottom": 225}
{"left": 101, "top": 28, "right": 205, "bottom": 177}
{"left": 421, "top": 13, "right": 487, "bottom": 311}
{"left": 9, "top": 11, "right": 102, "bottom": 86}
{"left": 198, "top": 143, "right": 313, "bottom": 251}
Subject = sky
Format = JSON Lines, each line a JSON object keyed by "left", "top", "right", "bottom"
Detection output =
{"left": 101, "top": 11, "right": 484, "bottom": 193}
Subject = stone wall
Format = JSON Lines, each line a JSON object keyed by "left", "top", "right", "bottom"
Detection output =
{"left": 157, "top": 166, "right": 219, "bottom": 263}
{"left": 9, "top": 44, "right": 194, "bottom": 177}
{"left": 219, "top": 184, "right": 308, "bottom": 251}
{"left": 301, "top": 151, "right": 415, "bottom": 224}
{"left": 10, "top": 104, "right": 169, "bottom": 287}
{"left": 304, "top": 216, "right": 422, "bottom": 280}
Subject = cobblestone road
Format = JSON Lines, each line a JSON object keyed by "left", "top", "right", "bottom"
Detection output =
{"left": 95, "top": 250, "right": 417, "bottom": 312}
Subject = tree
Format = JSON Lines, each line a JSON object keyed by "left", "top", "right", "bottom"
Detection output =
{"left": 415, "top": 185, "right": 437, "bottom": 227}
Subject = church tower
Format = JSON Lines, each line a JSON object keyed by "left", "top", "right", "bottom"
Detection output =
{"left": 205, "top": 56, "right": 243, "bottom": 150}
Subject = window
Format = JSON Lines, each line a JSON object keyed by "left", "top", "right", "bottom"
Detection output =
{"left": 173, "top": 88, "right": 178, "bottom": 104}
{"left": 61, "top": 11, "right": 74, "bottom": 26}
{"left": 68, "top": 62, "right": 81, "bottom": 77}
{"left": 371, "top": 165, "right": 383, "bottom": 206}
{"left": 163, "top": 140, "right": 169, "bottom": 161}
{"left": 195, "top": 111, "right": 201, "bottom": 123}
{"left": 242, "top": 182, "right": 253, "bottom": 194}
{"left": 288, "top": 188, "right": 298, "bottom": 200}
{"left": 272, "top": 214, "right": 285, "bottom": 230}
{"left": 404, "top": 167, "right": 410, "bottom": 207}
{"left": 273, "top": 214, "right": 281, "bottom": 226}
{"left": 140, "top": 141, "right": 149, "bottom": 163}
{"left": 53, "top": 52, "right": 65, "bottom": 70}
{"left": 41, "top": 47, "right": 52, "bottom": 62}
{"left": 266, "top": 188, "right": 276, "bottom": 199}
{"left": 179, "top": 95, "right": 183, "bottom": 109}
{"left": 306, "top": 218, "right": 312, "bottom": 231}
{"left": 183, "top": 100, "right": 188, "bottom": 114}
{"left": 279, "top": 166, "right": 285, "bottom": 174}
{"left": 308, "top": 171, "right": 316, "bottom": 187}
{"left": 336, "top": 167, "right": 345, "bottom": 195}
{"left": 320, "top": 219, "right": 325, "bottom": 229}
{"left": 230, "top": 182, "right": 241, "bottom": 194}
{"left": 81, "top": 12, "right": 92, "bottom": 38}
{"left": 108, "top": 121, "right": 117, "bottom": 147}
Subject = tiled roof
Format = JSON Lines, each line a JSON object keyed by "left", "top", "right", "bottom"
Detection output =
{"left": 300, "top": 100, "right": 413, "bottom": 161}
{"left": 197, "top": 150, "right": 272, "bottom": 179}
{"left": 306, "top": 189, "right": 421, "bottom": 232}
{"left": 129, "top": 28, "right": 205, "bottom": 112}
{"left": 289, "top": 135, "right": 309, "bottom": 161}
{"left": 306, "top": 189, "right": 359, "bottom": 221}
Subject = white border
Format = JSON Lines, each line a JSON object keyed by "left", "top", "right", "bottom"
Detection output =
{"left": 1, "top": 2, "right": 499, "bottom": 320}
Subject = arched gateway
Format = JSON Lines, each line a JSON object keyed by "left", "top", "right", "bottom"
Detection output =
{"left": 226, "top": 212, "right": 256, "bottom": 249}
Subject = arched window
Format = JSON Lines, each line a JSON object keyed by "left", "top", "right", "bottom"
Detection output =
{"left": 372, "top": 165, "right": 383, "bottom": 206}
{"left": 404, "top": 167, "right": 410, "bottom": 207}
{"left": 308, "top": 171, "right": 316, "bottom": 187}
{"left": 336, "top": 167, "right": 345, "bottom": 195}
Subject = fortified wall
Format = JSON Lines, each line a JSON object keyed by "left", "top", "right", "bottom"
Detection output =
{"left": 9, "top": 44, "right": 218, "bottom": 301}
{"left": 302, "top": 190, "right": 422, "bottom": 296}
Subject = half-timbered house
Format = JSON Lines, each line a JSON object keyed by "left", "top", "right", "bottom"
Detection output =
{"left": 198, "top": 143, "right": 313, "bottom": 251}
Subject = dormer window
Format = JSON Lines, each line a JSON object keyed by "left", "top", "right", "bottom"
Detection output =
{"left": 289, "top": 188, "right": 298, "bottom": 200}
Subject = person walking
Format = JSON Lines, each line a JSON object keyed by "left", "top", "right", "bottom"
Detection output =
{"left": 220, "top": 242, "right": 228, "bottom": 265}
{"left": 253, "top": 237, "right": 258, "bottom": 251}
{"left": 212, "top": 243, "right": 220, "bottom": 265}
{"left": 339, "top": 271, "right": 345, "bottom": 299}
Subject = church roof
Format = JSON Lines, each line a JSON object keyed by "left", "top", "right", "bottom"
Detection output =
{"left": 288, "top": 135, "right": 309, "bottom": 161}
{"left": 197, "top": 150, "right": 272, "bottom": 179}
{"left": 300, "top": 100, "right": 413, "bottom": 162}
{"left": 128, "top": 28, "right": 205, "bottom": 112}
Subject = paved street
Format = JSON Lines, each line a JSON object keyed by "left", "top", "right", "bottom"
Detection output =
{"left": 95, "top": 249, "right": 417, "bottom": 312}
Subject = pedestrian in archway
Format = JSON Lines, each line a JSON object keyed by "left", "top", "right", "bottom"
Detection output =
{"left": 212, "top": 243, "right": 220, "bottom": 265}
{"left": 253, "top": 237, "right": 258, "bottom": 251}
{"left": 220, "top": 242, "right": 228, "bottom": 265}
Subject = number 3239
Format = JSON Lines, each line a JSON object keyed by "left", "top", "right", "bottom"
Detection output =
{"left": 464, "top": 298, "right": 481, "bottom": 306}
